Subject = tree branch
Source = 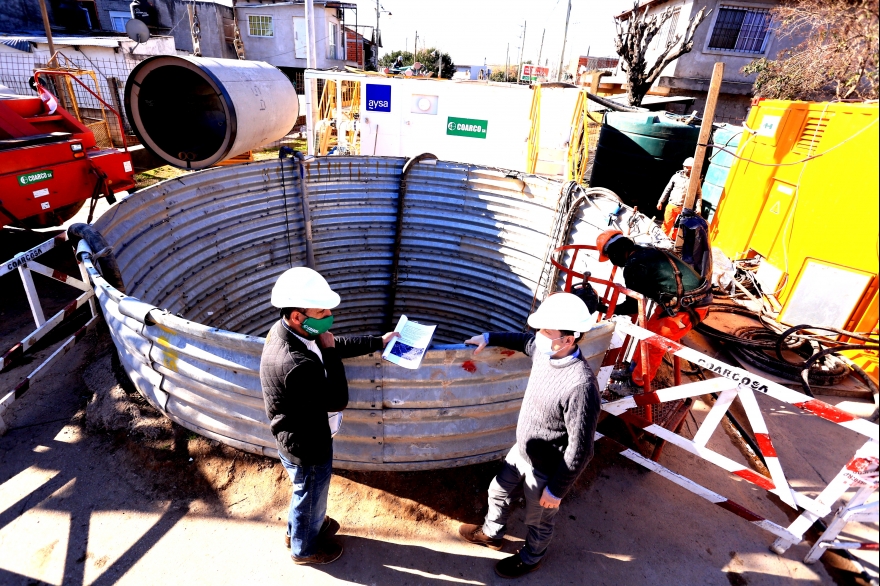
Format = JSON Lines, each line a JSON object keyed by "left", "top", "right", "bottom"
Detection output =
{"left": 644, "top": 8, "right": 709, "bottom": 85}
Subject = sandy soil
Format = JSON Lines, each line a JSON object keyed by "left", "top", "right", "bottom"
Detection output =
{"left": 1, "top": 223, "right": 876, "bottom": 586}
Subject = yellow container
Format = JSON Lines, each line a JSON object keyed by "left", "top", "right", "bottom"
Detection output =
{"left": 709, "top": 99, "right": 879, "bottom": 381}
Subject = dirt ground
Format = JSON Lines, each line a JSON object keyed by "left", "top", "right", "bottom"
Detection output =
{"left": 1, "top": 220, "right": 877, "bottom": 586}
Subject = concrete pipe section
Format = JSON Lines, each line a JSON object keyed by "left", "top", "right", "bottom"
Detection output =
{"left": 85, "top": 156, "right": 667, "bottom": 470}
{"left": 124, "top": 56, "right": 299, "bottom": 169}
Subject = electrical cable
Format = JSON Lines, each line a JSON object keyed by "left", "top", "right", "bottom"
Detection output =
{"left": 705, "top": 116, "right": 878, "bottom": 167}
{"left": 278, "top": 147, "right": 294, "bottom": 267}
{"left": 695, "top": 303, "right": 877, "bottom": 391}
{"left": 528, "top": 180, "right": 582, "bottom": 326}
{"left": 796, "top": 343, "right": 880, "bottom": 398}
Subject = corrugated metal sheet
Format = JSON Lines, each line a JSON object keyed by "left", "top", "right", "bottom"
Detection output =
{"left": 89, "top": 156, "right": 623, "bottom": 470}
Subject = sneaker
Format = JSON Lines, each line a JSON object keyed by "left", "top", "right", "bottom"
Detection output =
{"left": 494, "top": 552, "right": 542, "bottom": 579}
{"left": 285, "top": 516, "right": 340, "bottom": 548}
{"left": 457, "top": 523, "right": 503, "bottom": 551}
{"left": 291, "top": 539, "right": 343, "bottom": 565}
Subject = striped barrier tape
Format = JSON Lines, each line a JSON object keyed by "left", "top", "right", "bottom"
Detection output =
{"left": 0, "top": 234, "right": 67, "bottom": 279}
{"left": 600, "top": 317, "right": 879, "bottom": 555}
{"left": 0, "top": 315, "right": 99, "bottom": 435}
{"left": 611, "top": 317, "right": 878, "bottom": 440}
{"left": 1, "top": 290, "right": 95, "bottom": 370}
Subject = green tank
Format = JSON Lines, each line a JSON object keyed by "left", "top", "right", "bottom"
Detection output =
{"left": 590, "top": 111, "right": 700, "bottom": 217}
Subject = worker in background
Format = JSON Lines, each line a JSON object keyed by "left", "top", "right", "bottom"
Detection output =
{"left": 459, "top": 293, "right": 600, "bottom": 579}
{"left": 657, "top": 157, "right": 701, "bottom": 237}
{"left": 596, "top": 230, "right": 712, "bottom": 394}
{"left": 260, "top": 267, "right": 398, "bottom": 565}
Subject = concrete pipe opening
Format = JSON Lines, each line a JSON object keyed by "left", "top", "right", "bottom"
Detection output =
{"left": 90, "top": 157, "right": 667, "bottom": 470}
{"left": 125, "top": 56, "right": 299, "bottom": 169}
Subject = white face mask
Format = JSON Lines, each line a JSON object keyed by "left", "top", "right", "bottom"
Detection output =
{"left": 535, "top": 332, "right": 564, "bottom": 356}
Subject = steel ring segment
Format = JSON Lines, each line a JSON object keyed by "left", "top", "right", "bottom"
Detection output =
{"left": 89, "top": 158, "right": 632, "bottom": 469}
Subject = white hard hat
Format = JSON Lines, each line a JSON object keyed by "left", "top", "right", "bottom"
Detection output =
{"left": 683, "top": 157, "right": 695, "bottom": 167}
{"left": 270, "top": 267, "right": 340, "bottom": 309}
{"left": 527, "top": 293, "right": 597, "bottom": 334}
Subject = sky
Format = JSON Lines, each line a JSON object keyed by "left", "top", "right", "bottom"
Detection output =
{"left": 347, "top": 0, "right": 633, "bottom": 67}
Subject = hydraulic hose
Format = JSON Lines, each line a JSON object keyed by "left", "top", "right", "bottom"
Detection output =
{"left": 67, "top": 223, "right": 125, "bottom": 293}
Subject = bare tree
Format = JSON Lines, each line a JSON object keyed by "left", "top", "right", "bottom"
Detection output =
{"left": 743, "top": 0, "right": 878, "bottom": 101}
{"left": 615, "top": 0, "right": 710, "bottom": 107}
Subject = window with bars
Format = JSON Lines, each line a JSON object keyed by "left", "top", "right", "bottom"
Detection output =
{"left": 248, "top": 15, "right": 274, "bottom": 37}
{"left": 707, "top": 6, "right": 771, "bottom": 53}
{"left": 666, "top": 8, "right": 681, "bottom": 47}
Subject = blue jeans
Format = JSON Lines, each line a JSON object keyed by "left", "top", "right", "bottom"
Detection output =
{"left": 482, "top": 446, "right": 560, "bottom": 565}
{"left": 279, "top": 452, "right": 333, "bottom": 558}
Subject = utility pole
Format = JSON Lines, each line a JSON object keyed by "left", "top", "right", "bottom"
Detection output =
{"left": 557, "top": 0, "right": 571, "bottom": 82}
{"left": 304, "top": 0, "right": 319, "bottom": 155}
{"left": 505, "top": 43, "right": 509, "bottom": 82}
{"left": 537, "top": 28, "right": 545, "bottom": 79}
{"left": 517, "top": 21, "right": 526, "bottom": 85}
{"left": 676, "top": 61, "right": 725, "bottom": 254}
{"left": 375, "top": 0, "right": 381, "bottom": 55}
{"left": 37, "top": 0, "right": 57, "bottom": 67}
{"left": 414, "top": 31, "right": 418, "bottom": 62}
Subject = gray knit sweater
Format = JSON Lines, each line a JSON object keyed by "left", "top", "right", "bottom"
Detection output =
{"left": 488, "top": 332, "right": 601, "bottom": 498}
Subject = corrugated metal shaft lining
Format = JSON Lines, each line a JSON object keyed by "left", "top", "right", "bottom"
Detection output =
{"left": 90, "top": 156, "right": 623, "bottom": 470}
{"left": 95, "top": 157, "right": 564, "bottom": 343}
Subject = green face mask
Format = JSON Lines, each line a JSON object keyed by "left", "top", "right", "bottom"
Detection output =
{"left": 301, "top": 314, "right": 334, "bottom": 336}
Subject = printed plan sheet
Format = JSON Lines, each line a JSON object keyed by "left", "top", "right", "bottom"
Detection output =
{"left": 382, "top": 315, "right": 436, "bottom": 369}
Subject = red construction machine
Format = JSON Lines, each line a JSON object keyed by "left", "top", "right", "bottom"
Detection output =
{"left": 0, "top": 69, "right": 135, "bottom": 228}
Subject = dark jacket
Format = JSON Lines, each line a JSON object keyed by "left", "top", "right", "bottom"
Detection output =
{"left": 260, "top": 320, "right": 384, "bottom": 466}
{"left": 614, "top": 245, "right": 707, "bottom": 316}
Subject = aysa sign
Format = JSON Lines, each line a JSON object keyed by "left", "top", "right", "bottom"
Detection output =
{"left": 365, "top": 84, "right": 391, "bottom": 112}
{"left": 446, "top": 117, "right": 488, "bottom": 139}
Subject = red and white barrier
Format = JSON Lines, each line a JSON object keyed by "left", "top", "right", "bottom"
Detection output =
{"left": 599, "top": 317, "right": 879, "bottom": 559}
{"left": 0, "top": 234, "right": 98, "bottom": 434}
{"left": 0, "top": 315, "right": 99, "bottom": 435}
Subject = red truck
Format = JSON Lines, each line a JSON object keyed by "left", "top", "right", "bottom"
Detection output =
{"left": 0, "top": 72, "right": 135, "bottom": 228}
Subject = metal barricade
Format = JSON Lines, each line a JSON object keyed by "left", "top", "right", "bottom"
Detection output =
{"left": 598, "top": 318, "right": 878, "bottom": 561}
{"left": 0, "top": 234, "right": 98, "bottom": 434}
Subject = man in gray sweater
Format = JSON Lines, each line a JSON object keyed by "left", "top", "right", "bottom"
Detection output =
{"left": 459, "top": 293, "right": 601, "bottom": 579}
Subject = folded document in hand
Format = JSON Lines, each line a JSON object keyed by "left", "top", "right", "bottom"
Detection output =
{"left": 382, "top": 315, "right": 436, "bottom": 370}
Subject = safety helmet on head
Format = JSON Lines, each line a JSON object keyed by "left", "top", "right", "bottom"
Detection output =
{"left": 683, "top": 157, "right": 695, "bottom": 167}
{"left": 595, "top": 229, "right": 624, "bottom": 262}
{"left": 527, "top": 293, "right": 596, "bottom": 334}
{"left": 270, "top": 267, "right": 341, "bottom": 309}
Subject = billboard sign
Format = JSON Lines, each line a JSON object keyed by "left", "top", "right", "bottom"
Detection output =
{"left": 520, "top": 64, "right": 550, "bottom": 83}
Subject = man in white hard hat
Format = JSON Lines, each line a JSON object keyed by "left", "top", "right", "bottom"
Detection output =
{"left": 657, "top": 156, "right": 702, "bottom": 237}
{"left": 260, "top": 267, "right": 398, "bottom": 565}
{"left": 458, "top": 293, "right": 601, "bottom": 579}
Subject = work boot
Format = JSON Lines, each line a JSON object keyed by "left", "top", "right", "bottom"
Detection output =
{"left": 609, "top": 363, "right": 632, "bottom": 381}
{"left": 291, "top": 539, "right": 344, "bottom": 565}
{"left": 285, "top": 516, "right": 340, "bottom": 548}
{"left": 494, "top": 552, "right": 542, "bottom": 579}
{"left": 607, "top": 378, "right": 640, "bottom": 397}
{"left": 458, "top": 523, "right": 503, "bottom": 550}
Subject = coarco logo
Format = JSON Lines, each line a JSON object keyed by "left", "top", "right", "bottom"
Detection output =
{"left": 17, "top": 170, "right": 54, "bottom": 186}
{"left": 447, "top": 121, "right": 456, "bottom": 131}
